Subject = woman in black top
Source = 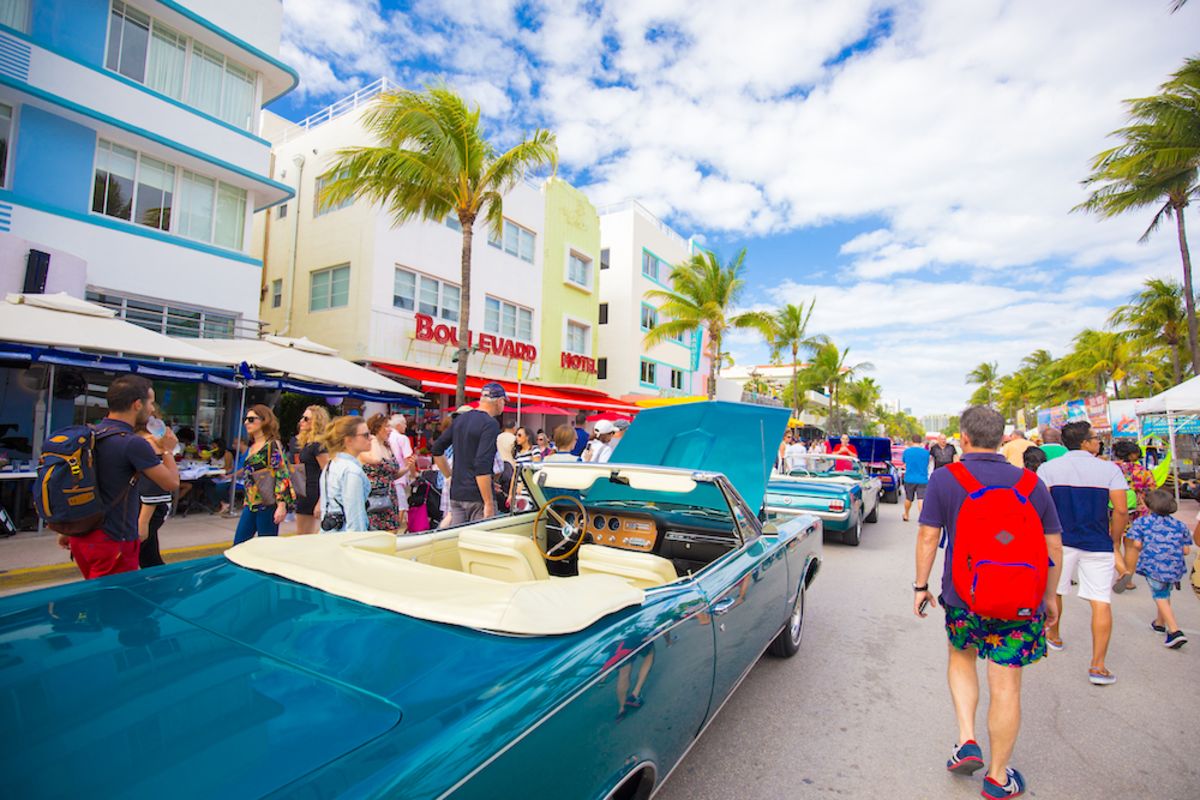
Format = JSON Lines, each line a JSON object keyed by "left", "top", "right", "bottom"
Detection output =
{"left": 294, "top": 405, "right": 331, "bottom": 534}
{"left": 135, "top": 428, "right": 172, "bottom": 568}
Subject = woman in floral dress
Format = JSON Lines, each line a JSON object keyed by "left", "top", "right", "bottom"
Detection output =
{"left": 1113, "top": 438, "right": 1156, "bottom": 592}
{"left": 233, "top": 405, "right": 295, "bottom": 545}
{"left": 359, "top": 413, "right": 402, "bottom": 531}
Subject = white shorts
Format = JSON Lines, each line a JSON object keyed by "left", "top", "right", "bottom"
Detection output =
{"left": 1056, "top": 546, "right": 1115, "bottom": 604}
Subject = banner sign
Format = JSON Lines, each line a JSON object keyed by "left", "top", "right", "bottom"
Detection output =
{"left": 1065, "top": 400, "right": 1087, "bottom": 423}
{"left": 1085, "top": 394, "right": 1110, "bottom": 431}
{"left": 1107, "top": 399, "right": 1140, "bottom": 438}
{"left": 1140, "top": 415, "right": 1200, "bottom": 436}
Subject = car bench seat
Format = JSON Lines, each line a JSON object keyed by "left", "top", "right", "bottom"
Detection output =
{"left": 458, "top": 529, "right": 550, "bottom": 583}
{"left": 577, "top": 545, "right": 677, "bottom": 590}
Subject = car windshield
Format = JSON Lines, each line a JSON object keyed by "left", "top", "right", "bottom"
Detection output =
{"left": 786, "top": 454, "right": 865, "bottom": 479}
{"left": 524, "top": 463, "right": 735, "bottom": 519}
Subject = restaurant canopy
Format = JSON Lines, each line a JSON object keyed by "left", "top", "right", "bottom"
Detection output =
{"left": 1134, "top": 375, "right": 1200, "bottom": 415}
{"left": 182, "top": 336, "right": 421, "bottom": 401}
{"left": 0, "top": 293, "right": 229, "bottom": 364}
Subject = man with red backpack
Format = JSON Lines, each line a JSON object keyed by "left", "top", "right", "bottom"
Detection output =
{"left": 914, "top": 405, "right": 1063, "bottom": 799}
{"left": 50, "top": 376, "right": 181, "bottom": 579}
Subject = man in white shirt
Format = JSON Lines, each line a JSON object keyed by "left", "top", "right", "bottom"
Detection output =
{"left": 587, "top": 420, "right": 618, "bottom": 463}
{"left": 784, "top": 436, "right": 808, "bottom": 473}
{"left": 387, "top": 414, "right": 415, "bottom": 525}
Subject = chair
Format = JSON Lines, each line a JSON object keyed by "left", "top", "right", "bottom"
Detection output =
{"left": 577, "top": 545, "right": 677, "bottom": 590}
{"left": 457, "top": 530, "right": 550, "bottom": 583}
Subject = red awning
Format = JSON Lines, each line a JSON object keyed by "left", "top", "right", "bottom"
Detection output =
{"left": 371, "top": 363, "right": 641, "bottom": 414}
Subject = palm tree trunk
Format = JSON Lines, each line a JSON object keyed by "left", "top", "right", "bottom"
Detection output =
{"left": 791, "top": 344, "right": 799, "bottom": 419}
{"left": 455, "top": 221, "right": 474, "bottom": 406}
{"left": 707, "top": 332, "right": 719, "bottom": 400}
{"left": 1175, "top": 203, "right": 1200, "bottom": 376}
{"left": 1169, "top": 338, "right": 1182, "bottom": 386}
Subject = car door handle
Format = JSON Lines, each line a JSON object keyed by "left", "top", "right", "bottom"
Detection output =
{"left": 712, "top": 597, "right": 736, "bottom": 615}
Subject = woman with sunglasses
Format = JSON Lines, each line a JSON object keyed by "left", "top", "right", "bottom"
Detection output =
{"left": 232, "top": 405, "right": 295, "bottom": 545}
{"left": 358, "top": 414, "right": 403, "bottom": 532}
{"left": 318, "top": 415, "right": 372, "bottom": 533}
{"left": 294, "top": 405, "right": 332, "bottom": 534}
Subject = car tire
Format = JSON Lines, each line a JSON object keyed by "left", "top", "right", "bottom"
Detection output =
{"left": 842, "top": 514, "right": 862, "bottom": 546}
{"left": 865, "top": 502, "right": 878, "bottom": 523}
{"left": 883, "top": 490, "right": 899, "bottom": 504}
{"left": 769, "top": 582, "right": 805, "bottom": 658}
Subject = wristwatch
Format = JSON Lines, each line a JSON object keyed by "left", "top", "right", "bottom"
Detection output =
{"left": 912, "top": 582, "right": 929, "bottom": 592}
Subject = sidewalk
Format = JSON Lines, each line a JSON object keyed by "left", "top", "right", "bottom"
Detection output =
{"left": 0, "top": 512, "right": 247, "bottom": 595}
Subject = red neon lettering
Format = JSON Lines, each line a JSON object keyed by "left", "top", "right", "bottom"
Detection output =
{"left": 415, "top": 314, "right": 434, "bottom": 341}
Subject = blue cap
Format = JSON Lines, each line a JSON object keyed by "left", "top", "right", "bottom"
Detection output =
{"left": 480, "top": 382, "right": 507, "bottom": 399}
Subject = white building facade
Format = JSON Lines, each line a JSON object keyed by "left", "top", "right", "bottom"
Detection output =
{"left": 596, "top": 201, "right": 710, "bottom": 400}
{"left": 0, "top": 0, "right": 294, "bottom": 335}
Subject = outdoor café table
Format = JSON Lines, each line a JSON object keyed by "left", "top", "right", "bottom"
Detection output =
{"left": 0, "top": 470, "right": 37, "bottom": 535}
{"left": 176, "top": 463, "right": 226, "bottom": 514}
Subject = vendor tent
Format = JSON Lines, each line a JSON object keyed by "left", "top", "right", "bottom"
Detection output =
{"left": 180, "top": 335, "right": 421, "bottom": 399}
{"left": 1, "top": 293, "right": 229, "bottom": 364}
{"left": 1134, "top": 375, "right": 1200, "bottom": 415}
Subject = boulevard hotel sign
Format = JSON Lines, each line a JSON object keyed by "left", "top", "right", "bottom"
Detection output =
{"left": 412, "top": 312, "right": 597, "bottom": 374}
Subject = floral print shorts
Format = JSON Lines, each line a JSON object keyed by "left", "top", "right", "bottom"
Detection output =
{"left": 944, "top": 605, "right": 1046, "bottom": 668}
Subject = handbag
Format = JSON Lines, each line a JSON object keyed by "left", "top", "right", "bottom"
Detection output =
{"left": 367, "top": 493, "right": 394, "bottom": 513}
{"left": 250, "top": 441, "right": 285, "bottom": 506}
{"left": 292, "top": 462, "right": 308, "bottom": 499}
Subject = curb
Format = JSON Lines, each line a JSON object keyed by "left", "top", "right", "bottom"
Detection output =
{"left": 0, "top": 540, "right": 234, "bottom": 591}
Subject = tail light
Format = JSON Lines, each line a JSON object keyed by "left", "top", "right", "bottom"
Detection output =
{"left": 828, "top": 500, "right": 845, "bottom": 512}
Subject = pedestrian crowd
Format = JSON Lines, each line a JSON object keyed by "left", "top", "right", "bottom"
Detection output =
{"left": 40, "top": 375, "right": 633, "bottom": 581}
{"left": 911, "top": 406, "right": 1196, "bottom": 799}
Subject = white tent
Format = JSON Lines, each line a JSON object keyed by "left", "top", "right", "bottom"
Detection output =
{"left": 0, "top": 293, "right": 228, "bottom": 363}
{"left": 180, "top": 335, "right": 421, "bottom": 398}
{"left": 1134, "top": 375, "right": 1200, "bottom": 415}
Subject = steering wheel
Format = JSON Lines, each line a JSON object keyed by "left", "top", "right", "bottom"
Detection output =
{"left": 534, "top": 495, "right": 589, "bottom": 562}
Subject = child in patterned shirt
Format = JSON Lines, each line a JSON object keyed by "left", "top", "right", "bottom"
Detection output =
{"left": 1126, "top": 489, "right": 1191, "bottom": 649}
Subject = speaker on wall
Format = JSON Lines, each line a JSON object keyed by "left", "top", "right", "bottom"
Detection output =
{"left": 23, "top": 249, "right": 50, "bottom": 294}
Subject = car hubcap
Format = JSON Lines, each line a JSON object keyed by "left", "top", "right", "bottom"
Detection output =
{"left": 790, "top": 591, "right": 804, "bottom": 643}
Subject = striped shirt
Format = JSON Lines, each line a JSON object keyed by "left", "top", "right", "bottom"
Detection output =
{"left": 1037, "top": 451, "right": 1127, "bottom": 552}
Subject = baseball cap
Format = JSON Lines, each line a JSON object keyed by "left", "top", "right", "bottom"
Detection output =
{"left": 612, "top": 419, "right": 631, "bottom": 431}
{"left": 480, "top": 382, "right": 507, "bottom": 400}
{"left": 594, "top": 420, "right": 616, "bottom": 435}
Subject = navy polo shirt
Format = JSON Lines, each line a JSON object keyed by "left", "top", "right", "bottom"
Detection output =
{"left": 431, "top": 411, "right": 499, "bottom": 503}
{"left": 94, "top": 418, "right": 162, "bottom": 542}
{"left": 919, "top": 452, "right": 1062, "bottom": 609}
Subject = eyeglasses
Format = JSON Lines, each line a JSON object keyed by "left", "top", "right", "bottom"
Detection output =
{"left": 353, "top": 431, "right": 371, "bottom": 439}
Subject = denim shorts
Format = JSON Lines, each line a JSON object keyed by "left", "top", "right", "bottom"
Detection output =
{"left": 1145, "top": 576, "right": 1175, "bottom": 600}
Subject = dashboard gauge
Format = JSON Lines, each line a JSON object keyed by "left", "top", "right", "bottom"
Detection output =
{"left": 608, "top": 517, "right": 621, "bottom": 531}
{"left": 563, "top": 512, "right": 575, "bottom": 525}
{"left": 593, "top": 515, "right": 605, "bottom": 529}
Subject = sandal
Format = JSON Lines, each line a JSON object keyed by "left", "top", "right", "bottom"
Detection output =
{"left": 1112, "top": 573, "right": 1131, "bottom": 593}
{"left": 1088, "top": 667, "right": 1116, "bottom": 686}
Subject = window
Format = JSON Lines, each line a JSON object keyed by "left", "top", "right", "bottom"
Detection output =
{"left": 175, "top": 168, "right": 247, "bottom": 248}
{"left": 598, "top": 303, "right": 608, "bottom": 325}
{"left": 0, "top": 0, "right": 30, "bottom": 32}
{"left": 134, "top": 154, "right": 175, "bottom": 231}
{"left": 394, "top": 268, "right": 459, "bottom": 321}
{"left": 640, "top": 359, "right": 656, "bottom": 386}
{"left": 314, "top": 169, "right": 352, "bottom": 216}
{"left": 641, "top": 250, "right": 660, "bottom": 281}
{"left": 488, "top": 219, "right": 536, "bottom": 263}
{"left": 670, "top": 369, "right": 684, "bottom": 390}
{"left": 277, "top": 203, "right": 288, "bottom": 219}
{"left": 105, "top": 3, "right": 257, "bottom": 129}
{"left": 485, "top": 296, "right": 534, "bottom": 342}
{"left": 600, "top": 248, "right": 610, "bottom": 270}
{"left": 445, "top": 214, "right": 462, "bottom": 232}
{"left": 597, "top": 357, "right": 607, "bottom": 380}
{"left": 567, "top": 252, "right": 591, "bottom": 288}
{"left": 640, "top": 304, "right": 657, "bottom": 331}
{"left": 92, "top": 140, "right": 137, "bottom": 221}
{"left": 0, "top": 103, "right": 10, "bottom": 187}
{"left": 310, "top": 265, "right": 350, "bottom": 311}
{"left": 271, "top": 279, "right": 282, "bottom": 308}
{"left": 86, "top": 289, "right": 240, "bottom": 339}
{"left": 565, "top": 320, "right": 590, "bottom": 355}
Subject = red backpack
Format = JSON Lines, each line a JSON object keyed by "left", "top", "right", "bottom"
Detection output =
{"left": 947, "top": 463, "right": 1048, "bottom": 620}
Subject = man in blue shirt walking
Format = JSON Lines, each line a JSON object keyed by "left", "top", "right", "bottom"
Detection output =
{"left": 901, "top": 435, "right": 932, "bottom": 522}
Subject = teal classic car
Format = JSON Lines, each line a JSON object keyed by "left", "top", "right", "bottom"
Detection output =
{"left": 0, "top": 402, "right": 821, "bottom": 800}
{"left": 764, "top": 454, "right": 882, "bottom": 546}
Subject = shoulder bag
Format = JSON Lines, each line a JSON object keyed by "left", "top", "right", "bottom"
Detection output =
{"left": 250, "top": 441, "right": 285, "bottom": 506}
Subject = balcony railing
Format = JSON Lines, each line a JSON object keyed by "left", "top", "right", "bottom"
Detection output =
{"left": 278, "top": 77, "right": 401, "bottom": 142}
{"left": 595, "top": 199, "right": 690, "bottom": 252}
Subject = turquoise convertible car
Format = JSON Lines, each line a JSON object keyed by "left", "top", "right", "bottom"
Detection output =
{"left": 0, "top": 402, "right": 821, "bottom": 800}
{"left": 764, "top": 454, "right": 881, "bottom": 546}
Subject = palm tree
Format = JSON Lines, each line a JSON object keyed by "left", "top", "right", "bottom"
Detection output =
{"left": 749, "top": 300, "right": 821, "bottom": 417}
{"left": 844, "top": 377, "right": 882, "bottom": 427}
{"left": 1109, "top": 278, "right": 1188, "bottom": 385}
{"left": 742, "top": 370, "right": 773, "bottom": 398}
{"left": 1075, "top": 56, "right": 1200, "bottom": 374}
{"left": 966, "top": 361, "right": 1000, "bottom": 406}
{"left": 643, "top": 249, "right": 770, "bottom": 399}
{"left": 804, "top": 341, "right": 872, "bottom": 433}
{"left": 997, "top": 371, "right": 1034, "bottom": 425}
{"left": 320, "top": 87, "right": 557, "bottom": 404}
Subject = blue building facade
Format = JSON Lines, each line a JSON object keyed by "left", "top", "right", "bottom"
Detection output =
{"left": 0, "top": 0, "right": 295, "bottom": 333}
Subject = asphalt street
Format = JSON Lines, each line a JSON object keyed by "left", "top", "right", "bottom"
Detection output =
{"left": 656, "top": 500, "right": 1200, "bottom": 800}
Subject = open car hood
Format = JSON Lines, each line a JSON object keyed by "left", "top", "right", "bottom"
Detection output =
{"left": 614, "top": 401, "right": 790, "bottom": 512}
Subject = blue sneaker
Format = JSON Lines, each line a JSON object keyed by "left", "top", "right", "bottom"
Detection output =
{"left": 981, "top": 767, "right": 1026, "bottom": 798}
{"left": 947, "top": 740, "right": 984, "bottom": 775}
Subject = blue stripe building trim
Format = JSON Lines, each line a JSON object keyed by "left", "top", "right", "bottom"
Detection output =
{"left": 0, "top": 202, "right": 12, "bottom": 232}
{"left": 0, "top": 27, "right": 271, "bottom": 146}
{"left": 0, "top": 74, "right": 293, "bottom": 211}
{"left": 0, "top": 189, "right": 263, "bottom": 267}
{"left": 154, "top": 0, "right": 300, "bottom": 103}
{"left": 0, "top": 34, "right": 30, "bottom": 81}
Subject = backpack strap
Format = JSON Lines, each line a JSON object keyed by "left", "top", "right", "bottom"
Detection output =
{"left": 1013, "top": 469, "right": 1039, "bottom": 501}
{"left": 946, "top": 462, "right": 984, "bottom": 496}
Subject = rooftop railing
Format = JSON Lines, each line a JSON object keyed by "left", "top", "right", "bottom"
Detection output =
{"left": 277, "top": 77, "right": 401, "bottom": 142}
{"left": 596, "top": 199, "right": 690, "bottom": 252}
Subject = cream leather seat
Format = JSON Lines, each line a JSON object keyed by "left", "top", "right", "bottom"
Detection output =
{"left": 458, "top": 530, "right": 550, "bottom": 583}
{"left": 577, "top": 545, "right": 677, "bottom": 590}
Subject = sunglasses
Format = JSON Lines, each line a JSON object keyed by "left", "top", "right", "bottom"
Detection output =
{"left": 244, "top": 416, "right": 260, "bottom": 423}
{"left": 301, "top": 415, "right": 312, "bottom": 422}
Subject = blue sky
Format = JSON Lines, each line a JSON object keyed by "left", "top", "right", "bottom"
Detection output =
{"left": 271, "top": 0, "right": 1199, "bottom": 415}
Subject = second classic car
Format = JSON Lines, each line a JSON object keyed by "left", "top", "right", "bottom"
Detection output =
{"left": 763, "top": 453, "right": 882, "bottom": 546}
{"left": 831, "top": 436, "right": 900, "bottom": 503}
{"left": 0, "top": 401, "right": 821, "bottom": 800}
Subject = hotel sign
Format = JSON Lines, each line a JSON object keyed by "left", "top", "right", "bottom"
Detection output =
{"left": 560, "top": 353, "right": 596, "bottom": 374}
{"left": 414, "top": 313, "right": 538, "bottom": 362}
